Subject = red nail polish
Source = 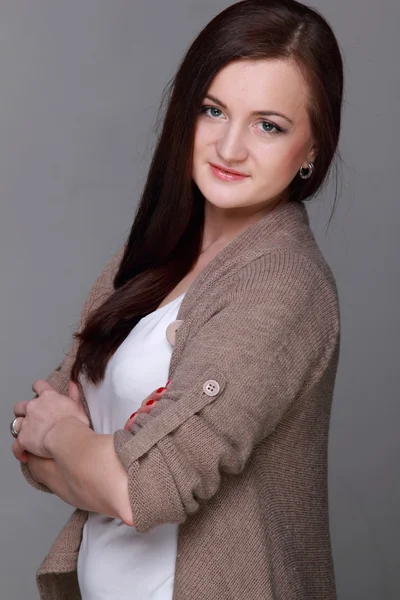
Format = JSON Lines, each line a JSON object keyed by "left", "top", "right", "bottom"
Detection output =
{"left": 156, "top": 387, "right": 166, "bottom": 394}
{"left": 146, "top": 399, "right": 156, "bottom": 406}
{"left": 129, "top": 412, "right": 137, "bottom": 419}
{"left": 166, "top": 380, "right": 172, "bottom": 386}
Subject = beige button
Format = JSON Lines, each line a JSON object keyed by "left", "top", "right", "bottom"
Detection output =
{"left": 202, "top": 380, "right": 220, "bottom": 396}
{"left": 166, "top": 320, "right": 183, "bottom": 346}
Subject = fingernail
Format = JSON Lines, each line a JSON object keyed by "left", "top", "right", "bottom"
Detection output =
{"left": 129, "top": 412, "right": 138, "bottom": 420}
{"left": 166, "top": 380, "right": 172, "bottom": 386}
{"left": 156, "top": 387, "right": 166, "bottom": 394}
{"left": 146, "top": 399, "right": 156, "bottom": 406}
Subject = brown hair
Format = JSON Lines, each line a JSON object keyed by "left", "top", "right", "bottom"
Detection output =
{"left": 71, "top": 0, "right": 344, "bottom": 384}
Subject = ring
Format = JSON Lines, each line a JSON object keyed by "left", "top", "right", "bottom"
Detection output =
{"left": 10, "top": 417, "right": 21, "bottom": 439}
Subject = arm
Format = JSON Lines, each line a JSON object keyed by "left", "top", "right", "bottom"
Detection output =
{"left": 40, "top": 419, "right": 133, "bottom": 524}
{"left": 20, "top": 379, "right": 165, "bottom": 519}
{"left": 112, "top": 253, "right": 340, "bottom": 532}
{"left": 27, "top": 455, "right": 93, "bottom": 512}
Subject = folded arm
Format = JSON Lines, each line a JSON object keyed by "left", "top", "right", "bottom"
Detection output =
{"left": 31, "top": 384, "right": 170, "bottom": 522}
{"left": 113, "top": 253, "right": 340, "bottom": 532}
{"left": 39, "top": 419, "right": 133, "bottom": 524}
{"left": 19, "top": 251, "right": 339, "bottom": 531}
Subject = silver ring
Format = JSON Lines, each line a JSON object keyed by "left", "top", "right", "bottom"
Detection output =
{"left": 10, "top": 417, "right": 21, "bottom": 439}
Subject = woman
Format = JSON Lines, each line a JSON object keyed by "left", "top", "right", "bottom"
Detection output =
{"left": 11, "top": 1, "right": 343, "bottom": 598}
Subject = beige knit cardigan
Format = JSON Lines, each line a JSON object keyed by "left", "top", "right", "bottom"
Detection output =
{"left": 21, "top": 201, "right": 340, "bottom": 600}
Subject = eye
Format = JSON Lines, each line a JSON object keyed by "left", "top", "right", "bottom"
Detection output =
{"left": 258, "top": 121, "right": 284, "bottom": 135}
{"left": 200, "top": 105, "right": 224, "bottom": 119}
{"left": 199, "top": 105, "right": 286, "bottom": 135}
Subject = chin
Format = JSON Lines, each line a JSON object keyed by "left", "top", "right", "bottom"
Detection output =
{"left": 203, "top": 191, "right": 250, "bottom": 211}
{"left": 195, "top": 179, "right": 247, "bottom": 206}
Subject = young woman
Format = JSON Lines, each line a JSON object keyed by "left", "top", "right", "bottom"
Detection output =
{"left": 11, "top": 1, "right": 344, "bottom": 598}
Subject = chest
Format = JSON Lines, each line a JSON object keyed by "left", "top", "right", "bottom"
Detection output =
{"left": 83, "top": 293, "right": 184, "bottom": 433}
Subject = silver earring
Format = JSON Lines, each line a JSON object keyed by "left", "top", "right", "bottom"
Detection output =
{"left": 299, "top": 162, "right": 314, "bottom": 180}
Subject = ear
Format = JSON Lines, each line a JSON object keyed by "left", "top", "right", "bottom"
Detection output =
{"left": 308, "top": 141, "right": 318, "bottom": 164}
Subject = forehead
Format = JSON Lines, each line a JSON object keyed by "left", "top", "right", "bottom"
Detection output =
{"left": 207, "top": 59, "right": 310, "bottom": 120}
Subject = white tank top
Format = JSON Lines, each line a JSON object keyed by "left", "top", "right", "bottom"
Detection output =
{"left": 77, "top": 292, "right": 186, "bottom": 600}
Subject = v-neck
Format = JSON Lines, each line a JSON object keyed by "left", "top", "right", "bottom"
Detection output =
{"left": 174, "top": 202, "right": 308, "bottom": 322}
{"left": 140, "top": 292, "right": 186, "bottom": 323}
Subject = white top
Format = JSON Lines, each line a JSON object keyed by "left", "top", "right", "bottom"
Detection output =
{"left": 77, "top": 293, "right": 186, "bottom": 600}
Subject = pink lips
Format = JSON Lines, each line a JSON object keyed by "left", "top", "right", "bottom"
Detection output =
{"left": 209, "top": 163, "right": 249, "bottom": 182}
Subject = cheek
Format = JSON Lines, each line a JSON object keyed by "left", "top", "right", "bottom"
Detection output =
{"left": 284, "top": 142, "right": 308, "bottom": 169}
{"left": 192, "top": 130, "right": 215, "bottom": 180}
{"left": 193, "top": 122, "right": 217, "bottom": 154}
{"left": 256, "top": 138, "right": 306, "bottom": 178}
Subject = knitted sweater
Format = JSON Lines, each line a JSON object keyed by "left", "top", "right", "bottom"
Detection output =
{"left": 21, "top": 201, "right": 340, "bottom": 600}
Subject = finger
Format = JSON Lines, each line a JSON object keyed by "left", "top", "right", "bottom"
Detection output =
{"left": 140, "top": 385, "right": 169, "bottom": 408}
{"left": 127, "top": 383, "right": 171, "bottom": 429}
{"left": 12, "top": 439, "right": 29, "bottom": 463}
{"left": 32, "top": 379, "right": 53, "bottom": 396}
{"left": 124, "top": 405, "right": 153, "bottom": 431}
{"left": 139, "top": 391, "right": 159, "bottom": 408}
{"left": 13, "top": 400, "right": 30, "bottom": 417}
{"left": 137, "top": 403, "right": 156, "bottom": 415}
{"left": 11, "top": 416, "right": 24, "bottom": 435}
{"left": 125, "top": 396, "right": 160, "bottom": 430}
{"left": 136, "top": 394, "right": 161, "bottom": 416}
{"left": 68, "top": 381, "right": 81, "bottom": 403}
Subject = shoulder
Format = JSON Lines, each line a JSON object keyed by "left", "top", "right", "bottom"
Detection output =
{"left": 231, "top": 202, "right": 336, "bottom": 290}
{"left": 227, "top": 247, "right": 340, "bottom": 351}
{"left": 243, "top": 203, "right": 338, "bottom": 299}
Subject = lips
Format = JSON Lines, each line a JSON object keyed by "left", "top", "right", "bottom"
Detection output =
{"left": 209, "top": 163, "right": 250, "bottom": 183}
{"left": 209, "top": 162, "right": 249, "bottom": 177}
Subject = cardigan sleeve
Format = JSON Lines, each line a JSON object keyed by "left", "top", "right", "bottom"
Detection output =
{"left": 113, "top": 252, "right": 340, "bottom": 533}
{"left": 20, "top": 247, "right": 124, "bottom": 493}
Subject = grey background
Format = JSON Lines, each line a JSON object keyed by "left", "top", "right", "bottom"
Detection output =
{"left": 1, "top": 1, "right": 398, "bottom": 598}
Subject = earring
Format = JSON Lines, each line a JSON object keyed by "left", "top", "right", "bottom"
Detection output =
{"left": 299, "top": 162, "right": 314, "bottom": 180}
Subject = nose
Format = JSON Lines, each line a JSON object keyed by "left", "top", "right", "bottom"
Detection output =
{"left": 215, "top": 123, "right": 248, "bottom": 164}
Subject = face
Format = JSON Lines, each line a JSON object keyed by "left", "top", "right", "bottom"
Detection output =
{"left": 192, "top": 58, "right": 317, "bottom": 214}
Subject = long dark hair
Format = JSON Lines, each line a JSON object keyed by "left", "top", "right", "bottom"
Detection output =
{"left": 71, "top": 0, "right": 344, "bottom": 384}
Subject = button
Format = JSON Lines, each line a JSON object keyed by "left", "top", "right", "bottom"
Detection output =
{"left": 202, "top": 380, "right": 220, "bottom": 396}
{"left": 165, "top": 320, "right": 184, "bottom": 346}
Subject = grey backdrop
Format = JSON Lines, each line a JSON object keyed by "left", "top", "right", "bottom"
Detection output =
{"left": 1, "top": 1, "right": 398, "bottom": 598}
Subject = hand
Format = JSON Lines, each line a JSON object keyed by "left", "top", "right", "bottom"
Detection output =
{"left": 26, "top": 453, "right": 55, "bottom": 486}
{"left": 124, "top": 380, "right": 171, "bottom": 431}
{"left": 11, "top": 400, "right": 30, "bottom": 463}
{"left": 14, "top": 380, "right": 90, "bottom": 459}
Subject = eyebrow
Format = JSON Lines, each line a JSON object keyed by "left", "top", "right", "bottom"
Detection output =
{"left": 204, "top": 93, "right": 294, "bottom": 126}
